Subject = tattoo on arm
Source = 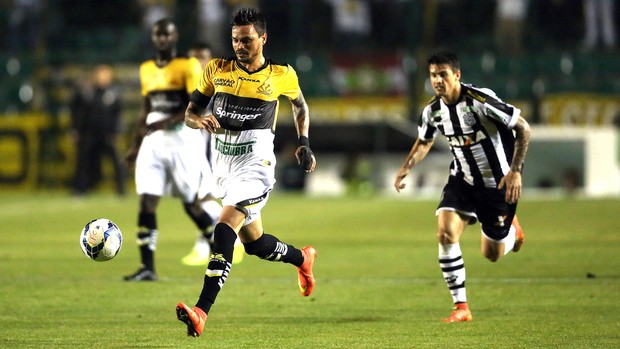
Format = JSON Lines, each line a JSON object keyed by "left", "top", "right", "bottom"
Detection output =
{"left": 292, "top": 92, "right": 310, "bottom": 137}
{"left": 511, "top": 117, "right": 531, "bottom": 173}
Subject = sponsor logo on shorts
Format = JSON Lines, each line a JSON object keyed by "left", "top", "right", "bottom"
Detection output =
{"left": 237, "top": 192, "right": 269, "bottom": 207}
{"left": 247, "top": 197, "right": 263, "bottom": 204}
{"left": 215, "top": 138, "right": 255, "bottom": 156}
{"left": 495, "top": 214, "right": 507, "bottom": 227}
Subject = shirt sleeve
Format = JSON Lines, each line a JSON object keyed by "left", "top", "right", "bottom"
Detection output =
{"left": 186, "top": 57, "right": 203, "bottom": 94}
{"left": 195, "top": 59, "right": 216, "bottom": 97}
{"left": 483, "top": 96, "right": 521, "bottom": 129}
{"left": 417, "top": 106, "right": 438, "bottom": 141}
{"left": 139, "top": 63, "right": 148, "bottom": 97}
{"left": 280, "top": 64, "right": 302, "bottom": 100}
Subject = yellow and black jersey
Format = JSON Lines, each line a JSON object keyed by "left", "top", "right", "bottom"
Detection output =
{"left": 192, "top": 58, "right": 301, "bottom": 132}
{"left": 140, "top": 56, "right": 202, "bottom": 115}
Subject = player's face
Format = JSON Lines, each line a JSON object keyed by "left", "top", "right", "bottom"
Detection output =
{"left": 429, "top": 64, "right": 461, "bottom": 103}
{"left": 151, "top": 23, "right": 177, "bottom": 52}
{"left": 189, "top": 48, "right": 212, "bottom": 69}
{"left": 94, "top": 65, "right": 113, "bottom": 87}
{"left": 231, "top": 24, "right": 266, "bottom": 65}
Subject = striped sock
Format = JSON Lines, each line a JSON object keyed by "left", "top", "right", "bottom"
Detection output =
{"left": 439, "top": 243, "right": 467, "bottom": 304}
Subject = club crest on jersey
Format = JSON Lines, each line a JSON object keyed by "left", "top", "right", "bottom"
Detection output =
{"left": 257, "top": 82, "right": 272, "bottom": 97}
{"left": 460, "top": 106, "right": 479, "bottom": 126}
{"left": 446, "top": 130, "right": 487, "bottom": 147}
{"left": 463, "top": 112, "right": 477, "bottom": 126}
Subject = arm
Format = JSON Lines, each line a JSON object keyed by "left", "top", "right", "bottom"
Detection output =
{"left": 124, "top": 97, "right": 150, "bottom": 167}
{"left": 498, "top": 116, "right": 531, "bottom": 203}
{"left": 394, "top": 138, "right": 435, "bottom": 193}
{"left": 146, "top": 110, "right": 186, "bottom": 132}
{"left": 291, "top": 91, "right": 316, "bottom": 172}
{"left": 185, "top": 101, "right": 220, "bottom": 132}
{"left": 185, "top": 101, "right": 205, "bottom": 129}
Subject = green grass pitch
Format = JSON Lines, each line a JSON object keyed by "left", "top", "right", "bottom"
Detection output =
{"left": 1, "top": 190, "right": 619, "bottom": 348}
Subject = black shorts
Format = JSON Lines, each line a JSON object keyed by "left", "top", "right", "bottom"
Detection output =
{"left": 437, "top": 175, "right": 517, "bottom": 240}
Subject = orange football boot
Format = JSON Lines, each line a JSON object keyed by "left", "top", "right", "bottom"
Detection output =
{"left": 512, "top": 215, "right": 525, "bottom": 252}
{"left": 176, "top": 303, "right": 207, "bottom": 337}
{"left": 443, "top": 303, "right": 473, "bottom": 323}
{"left": 297, "top": 246, "right": 317, "bottom": 297}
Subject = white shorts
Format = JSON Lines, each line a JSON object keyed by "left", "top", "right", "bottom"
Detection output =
{"left": 210, "top": 128, "right": 276, "bottom": 226}
{"left": 218, "top": 177, "right": 271, "bottom": 226}
{"left": 197, "top": 130, "right": 217, "bottom": 199}
{"left": 135, "top": 124, "right": 208, "bottom": 203}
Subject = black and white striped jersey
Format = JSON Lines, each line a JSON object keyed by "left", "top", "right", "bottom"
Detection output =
{"left": 418, "top": 83, "right": 521, "bottom": 188}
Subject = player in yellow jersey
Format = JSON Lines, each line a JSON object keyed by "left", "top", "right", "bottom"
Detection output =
{"left": 176, "top": 8, "right": 317, "bottom": 337}
{"left": 123, "top": 19, "right": 221, "bottom": 281}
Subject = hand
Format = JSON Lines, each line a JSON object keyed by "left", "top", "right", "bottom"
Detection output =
{"left": 498, "top": 170, "right": 522, "bottom": 204}
{"left": 198, "top": 115, "right": 220, "bottom": 133}
{"left": 295, "top": 146, "right": 316, "bottom": 172}
{"left": 394, "top": 167, "right": 409, "bottom": 193}
{"left": 123, "top": 148, "right": 138, "bottom": 169}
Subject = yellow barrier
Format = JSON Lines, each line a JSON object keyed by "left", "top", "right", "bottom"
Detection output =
{"left": 541, "top": 93, "right": 620, "bottom": 125}
{"left": 0, "top": 113, "right": 50, "bottom": 189}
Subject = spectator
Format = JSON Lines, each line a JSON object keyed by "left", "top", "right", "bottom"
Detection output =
{"left": 531, "top": 0, "right": 583, "bottom": 49}
{"left": 582, "top": 0, "right": 617, "bottom": 51}
{"left": 195, "top": 0, "right": 228, "bottom": 55}
{"left": 325, "top": 0, "right": 371, "bottom": 52}
{"left": 495, "top": 0, "right": 529, "bottom": 54}
{"left": 69, "top": 64, "right": 126, "bottom": 196}
{"left": 8, "top": 0, "right": 44, "bottom": 53}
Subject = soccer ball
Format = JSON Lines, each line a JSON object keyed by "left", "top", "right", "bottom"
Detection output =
{"left": 79, "top": 218, "right": 123, "bottom": 262}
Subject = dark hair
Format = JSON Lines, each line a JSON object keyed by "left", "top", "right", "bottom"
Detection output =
{"left": 230, "top": 7, "right": 267, "bottom": 35}
{"left": 190, "top": 41, "right": 211, "bottom": 51}
{"left": 153, "top": 18, "right": 175, "bottom": 30}
{"left": 428, "top": 51, "right": 460, "bottom": 71}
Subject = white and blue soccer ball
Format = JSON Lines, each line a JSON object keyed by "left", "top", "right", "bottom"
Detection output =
{"left": 79, "top": 218, "right": 123, "bottom": 262}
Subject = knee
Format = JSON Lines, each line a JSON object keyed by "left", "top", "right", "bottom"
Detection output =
{"left": 481, "top": 225, "right": 508, "bottom": 262}
{"left": 183, "top": 200, "right": 202, "bottom": 217}
{"left": 437, "top": 228, "right": 457, "bottom": 245}
{"left": 140, "top": 194, "right": 159, "bottom": 213}
{"left": 483, "top": 251, "right": 500, "bottom": 263}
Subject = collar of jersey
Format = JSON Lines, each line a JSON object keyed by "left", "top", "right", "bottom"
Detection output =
{"left": 235, "top": 58, "right": 269, "bottom": 75}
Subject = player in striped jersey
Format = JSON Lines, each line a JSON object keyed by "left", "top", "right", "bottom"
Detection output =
{"left": 175, "top": 8, "right": 317, "bottom": 337}
{"left": 394, "top": 51, "right": 531, "bottom": 323}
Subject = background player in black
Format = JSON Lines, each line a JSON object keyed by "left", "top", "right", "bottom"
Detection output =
{"left": 394, "top": 51, "right": 530, "bottom": 322}
{"left": 69, "top": 64, "right": 125, "bottom": 196}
